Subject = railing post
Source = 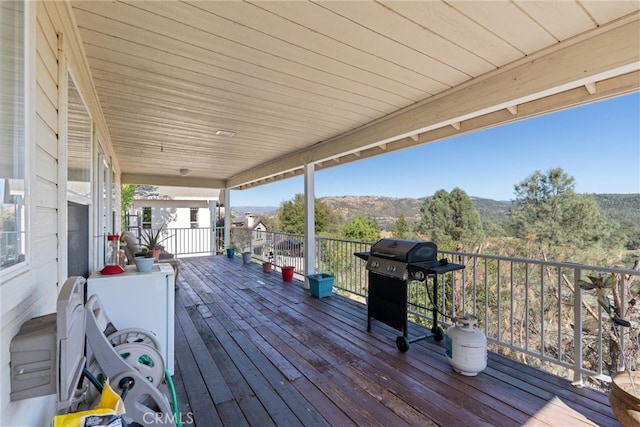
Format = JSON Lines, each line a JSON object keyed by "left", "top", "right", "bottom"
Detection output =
{"left": 572, "top": 267, "right": 584, "bottom": 386}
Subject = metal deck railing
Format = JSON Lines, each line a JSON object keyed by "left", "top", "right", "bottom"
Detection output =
{"left": 144, "top": 226, "right": 639, "bottom": 386}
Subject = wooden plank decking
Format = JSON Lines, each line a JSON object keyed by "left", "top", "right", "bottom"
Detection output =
{"left": 171, "top": 255, "right": 619, "bottom": 427}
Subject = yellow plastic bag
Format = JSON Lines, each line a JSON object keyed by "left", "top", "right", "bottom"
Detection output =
{"left": 53, "top": 379, "right": 125, "bottom": 427}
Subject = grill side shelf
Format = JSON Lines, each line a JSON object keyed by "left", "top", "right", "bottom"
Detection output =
{"left": 354, "top": 252, "right": 370, "bottom": 261}
{"left": 409, "top": 261, "right": 465, "bottom": 275}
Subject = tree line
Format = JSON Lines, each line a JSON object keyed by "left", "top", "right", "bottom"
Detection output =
{"left": 265, "top": 167, "right": 637, "bottom": 265}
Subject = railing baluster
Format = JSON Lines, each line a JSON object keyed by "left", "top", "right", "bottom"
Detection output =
{"left": 510, "top": 261, "right": 514, "bottom": 346}
{"left": 557, "top": 267, "right": 562, "bottom": 366}
{"left": 573, "top": 267, "right": 584, "bottom": 385}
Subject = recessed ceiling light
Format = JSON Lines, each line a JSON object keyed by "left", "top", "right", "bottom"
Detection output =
{"left": 215, "top": 130, "right": 236, "bottom": 137}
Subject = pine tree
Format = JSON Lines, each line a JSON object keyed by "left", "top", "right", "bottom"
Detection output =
{"left": 392, "top": 214, "right": 411, "bottom": 239}
{"left": 418, "top": 188, "right": 483, "bottom": 251}
{"left": 510, "top": 168, "right": 610, "bottom": 250}
{"left": 277, "top": 193, "right": 336, "bottom": 234}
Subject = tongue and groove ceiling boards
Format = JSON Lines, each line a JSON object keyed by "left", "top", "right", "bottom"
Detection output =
{"left": 69, "top": 1, "right": 640, "bottom": 190}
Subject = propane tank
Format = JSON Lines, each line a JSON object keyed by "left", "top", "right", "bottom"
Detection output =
{"left": 445, "top": 315, "right": 487, "bottom": 376}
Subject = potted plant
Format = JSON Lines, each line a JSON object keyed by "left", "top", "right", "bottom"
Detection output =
{"left": 579, "top": 268, "right": 639, "bottom": 425}
{"left": 233, "top": 229, "right": 252, "bottom": 264}
{"left": 141, "top": 225, "right": 170, "bottom": 261}
{"left": 262, "top": 251, "right": 273, "bottom": 273}
{"left": 226, "top": 247, "right": 235, "bottom": 259}
{"left": 281, "top": 265, "right": 295, "bottom": 282}
{"left": 133, "top": 252, "right": 154, "bottom": 272}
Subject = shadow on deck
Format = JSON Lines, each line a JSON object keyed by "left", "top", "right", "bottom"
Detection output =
{"left": 171, "top": 255, "right": 618, "bottom": 427}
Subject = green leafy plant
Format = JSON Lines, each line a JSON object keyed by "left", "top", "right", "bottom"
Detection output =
{"left": 580, "top": 274, "right": 632, "bottom": 328}
{"left": 579, "top": 272, "right": 638, "bottom": 395}
{"left": 141, "top": 225, "right": 170, "bottom": 250}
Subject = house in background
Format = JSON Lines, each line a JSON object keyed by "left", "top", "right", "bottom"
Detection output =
{"left": 231, "top": 212, "right": 269, "bottom": 255}
{"left": 129, "top": 185, "right": 220, "bottom": 231}
{"left": 128, "top": 186, "right": 220, "bottom": 256}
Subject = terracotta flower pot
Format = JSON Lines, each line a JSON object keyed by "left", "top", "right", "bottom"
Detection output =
{"left": 609, "top": 371, "right": 640, "bottom": 426}
{"left": 262, "top": 262, "right": 272, "bottom": 273}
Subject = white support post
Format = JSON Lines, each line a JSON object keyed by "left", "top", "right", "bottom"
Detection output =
{"left": 224, "top": 189, "right": 231, "bottom": 251}
{"left": 209, "top": 200, "right": 216, "bottom": 255}
{"left": 304, "top": 163, "right": 315, "bottom": 289}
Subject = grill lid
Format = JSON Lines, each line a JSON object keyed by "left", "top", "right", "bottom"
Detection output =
{"left": 362, "top": 239, "right": 439, "bottom": 280}
{"left": 370, "top": 239, "right": 437, "bottom": 263}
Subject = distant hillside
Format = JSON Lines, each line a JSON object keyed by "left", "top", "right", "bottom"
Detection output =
{"left": 231, "top": 206, "right": 278, "bottom": 215}
{"left": 248, "top": 193, "right": 638, "bottom": 231}
{"left": 592, "top": 194, "right": 640, "bottom": 226}
{"left": 318, "top": 195, "right": 514, "bottom": 229}
{"left": 470, "top": 197, "right": 513, "bottom": 221}
{"left": 321, "top": 196, "right": 423, "bottom": 227}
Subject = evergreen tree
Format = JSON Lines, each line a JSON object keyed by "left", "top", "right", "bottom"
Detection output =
{"left": 279, "top": 194, "right": 305, "bottom": 234}
{"left": 277, "top": 193, "right": 336, "bottom": 234}
{"left": 343, "top": 216, "right": 380, "bottom": 242}
{"left": 509, "top": 168, "right": 610, "bottom": 250}
{"left": 418, "top": 188, "right": 484, "bottom": 250}
{"left": 392, "top": 214, "right": 411, "bottom": 239}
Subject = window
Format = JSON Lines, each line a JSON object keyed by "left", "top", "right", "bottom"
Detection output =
{"left": 1, "top": 1, "right": 26, "bottom": 271}
{"left": 67, "top": 73, "right": 91, "bottom": 201}
{"left": 190, "top": 207, "right": 198, "bottom": 228}
{"left": 142, "top": 207, "right": 152, "bottom": 229}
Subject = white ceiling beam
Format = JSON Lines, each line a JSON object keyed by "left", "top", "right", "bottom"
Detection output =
{"left": 122, "top": 173, "right": 226, "bottom": 188}
{"left": 240, "top": 70, "right": 640, "bottom": 189}
{"left": 228, "top": 16, "right": 639, "bottom": 188}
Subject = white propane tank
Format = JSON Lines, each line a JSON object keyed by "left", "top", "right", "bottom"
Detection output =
{"left": 445, "top": 315, "right": 487, "bottom": 376}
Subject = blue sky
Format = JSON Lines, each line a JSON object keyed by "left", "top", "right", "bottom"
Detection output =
{"left": 232, "top": 92, "right": 640, "bottom": 207}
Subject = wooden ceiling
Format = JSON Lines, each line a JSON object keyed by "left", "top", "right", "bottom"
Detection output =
{"left": 69, "top": 1, "right": 640, "bottom": 190}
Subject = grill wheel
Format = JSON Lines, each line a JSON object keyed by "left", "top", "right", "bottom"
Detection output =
{"left": 395, "top": 326, "right": 444, "bottom": 353}
{"left": 396, "top": 336, "right": 410, "bottom": 353}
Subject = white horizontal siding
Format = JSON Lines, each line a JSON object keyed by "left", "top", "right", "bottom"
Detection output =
{"left": 1, "top": 3, "right": 59, "bottom": 426}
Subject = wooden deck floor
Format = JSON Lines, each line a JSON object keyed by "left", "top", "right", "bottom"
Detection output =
{"left": 171, "top": 255, "right": 619, "bottom": 427}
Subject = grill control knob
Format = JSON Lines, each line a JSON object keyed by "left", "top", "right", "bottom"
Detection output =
{"left": 387, "top": 266, "right": 396, "bottom": 272}
{"left": 413, "top": 271, "right": 425, "bottom": 281}
{"left": 371, "top": 261, "right": 379, "bottom": 269}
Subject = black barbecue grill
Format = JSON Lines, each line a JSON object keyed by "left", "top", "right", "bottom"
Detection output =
{"left": 355, "top": 238, "right": 465, "bottom": 352}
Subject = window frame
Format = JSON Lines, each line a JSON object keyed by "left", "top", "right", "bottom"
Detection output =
{"left": 190, "top": 207, "right": 199, "bottom": 229}
{"left": 1, "top": 0, "right": 33, "bottom": 279}
{"left": 142, "top": 206, "right": 152, "bottom": 229}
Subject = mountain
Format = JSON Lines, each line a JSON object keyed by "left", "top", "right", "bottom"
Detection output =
{"left": 592, "top": 194, "right": 640, "bottom": 226}
{"left": 471, "top": 197, "right": 513, "bottom": 221}
{"left": 247, "top": 194, "right": 639, "bottom": 231}
{"left": 317, "top": 195, "right": 514, "bottom": 229}
{"left": 231, "top": 206, "right": 278, "bottom": 215}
